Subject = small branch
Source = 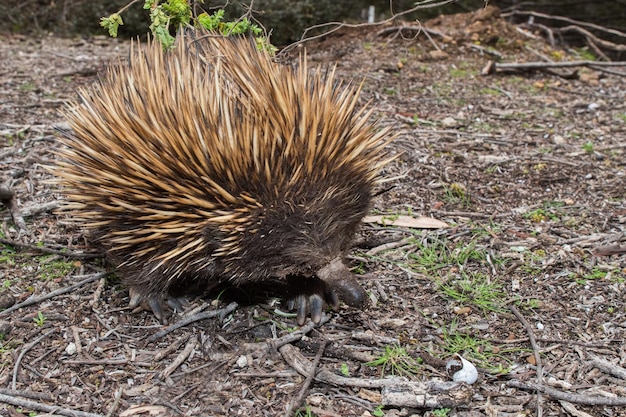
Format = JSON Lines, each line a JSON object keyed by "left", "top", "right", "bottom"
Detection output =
{"left": 278, "top": 0, "right": 456, "bottom": 57}
{"left": 147, "top": 302, "right": 238, "bottom": 342}
{"left": 468, "top": 44, "right": 503, "bottom": 60}
{"left": 157, "top": 336, "right": 197, "bottom": 380}
{"left": 0, "top": 388, "right": 54, "bottom": 402}
{"left": 12, "top": 329, "right": 58, "bottom": 390}
{"left": 0, "top": 238, "right": 101, "bottom": 259}
{"left": 279, "top": 344, "right": 472, "bottom": 408}
{"left": 508, "top": 380, "right": 626, "bottom": 406}
{"left": 105, "top": 388, "right": 123, "bottom": 417}
{"left": 510, "top": 305, "right": 543, "bottom": 417}
{"left": 284, "top": 339, "right": 328, "bottom": 417}
{"left": 484, "top": 60, "right": 626, "bottom": 75}
{"left": 0, "top": 272, "right": 108, "bottom": 317}
{"left": 0, "top": 393, "right": 104, "bottom": 417}
{"left": 503, "top": 10, "right": 626, "bottom": 41}
{"left": 589, "top": 355, "right": 626, "bottom": 380}
{"left": 559, "top": 25, "right": 626, "bottom": 53}
{"left": 594, "top": 245, "right": 626, "bottom": 256}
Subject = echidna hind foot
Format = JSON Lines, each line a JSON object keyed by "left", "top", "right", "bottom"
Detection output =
{"left": 128, "top": 287, "right": 188, "bottom": 324}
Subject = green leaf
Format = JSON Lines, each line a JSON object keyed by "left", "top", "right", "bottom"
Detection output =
{"left": 100, "top": 13, "right": 123, "bottom": 38}
{"left": 197, "top": 10, "right": 224, "bottom": 31}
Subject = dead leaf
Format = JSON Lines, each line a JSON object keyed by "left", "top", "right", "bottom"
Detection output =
{"left": 363, "top": 215, "right": 448, "bottom": 229}
{"left": 358, "top": 388, "right": 382, "bottom": 403}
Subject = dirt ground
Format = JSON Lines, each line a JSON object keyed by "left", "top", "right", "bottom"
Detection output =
{"left": 1, "top": 6, "right": 626, "bottom": 417}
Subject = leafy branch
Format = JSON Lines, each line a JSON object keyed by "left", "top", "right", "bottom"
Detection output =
{"left": 100, "top": 0, "right": 273, "bottom": 51}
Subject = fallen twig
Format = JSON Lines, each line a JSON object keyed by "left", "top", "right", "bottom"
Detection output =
{"left": 560, "top": 25, "right": 626, "bottom": 53}
{"left": 589, "top": 355, "right": 626, "bottom": 380}
{"left": 508, "top": 380, "right": 626, "bottom": 406}
{"left": 0, "top": 272, "right": 108, "bottom": 317}
{"left": 0, "top": 388, "right": 55, "bottom": 402}
{"left": 593, "top": 245, "right": 626, "bottom": 256}
{"left": 503, "top": 10, "right": 626, "bottom": 41}
{"left": 147, "top": 301, "right": 238, "bottom": 342}
{"left": 105, "top": 388, "right": 124, "bottom": 417}
{"left": 510, "top": 305, "right": 543, "bottom": 417}
{"left": 0, "top": 238, "right": 101, "bottom": 259}
{"left": 0, "top": 393, "right": 104, "bottom": 417}
{"left": 279, "top": 344, "right": 472, "bottom": 408}
{"left": 284, "top": 339, "right": 328, "bottom": 417}
{"left": 483, "top": 59, "right": 626, "bottom": 75}
{"left": 278, "top": 0, "right": 456, "bottom": 57}
{"left": 157, "top": 336, "right": 197, "bottom": 379}
{"left": 12, "top": 328, "right": 58, "bottom": 390}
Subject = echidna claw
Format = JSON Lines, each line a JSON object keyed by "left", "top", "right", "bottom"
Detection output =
{"left": 128, "top": 289, "right": 142, "bottom": 309}
{"left": 296, "top": 293, "right": 325, "bottom": 326}
{"left": 166, "top": 297, "right": 186, "bottom": 314}
{"left": 148, "top": 297, "right": 166, "bottom": 324}
{"left": 325, "top": 288, "right": 340, "bottom": 311}
{"left": 128, "top": 286, "right": 186, "bottom": 324}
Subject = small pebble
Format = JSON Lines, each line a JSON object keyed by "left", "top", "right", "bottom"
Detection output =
{"left": 236, "top": 355, "right": 248, "bottom": 368}
{"left": 65, "top": 342, "right": 77, "bottom": 355}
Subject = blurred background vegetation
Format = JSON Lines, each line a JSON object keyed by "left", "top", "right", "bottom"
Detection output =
{"left": 1, "top": 0, "right": 624, "bottom": 46}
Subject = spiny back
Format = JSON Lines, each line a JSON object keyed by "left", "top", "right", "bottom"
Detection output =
{"left": 55, "top": 31, "right": 392, "bottom": 288}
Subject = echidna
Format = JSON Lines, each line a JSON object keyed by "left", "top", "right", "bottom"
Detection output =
{"left": 54, "top": 31, "right": 393, "bottom": 324}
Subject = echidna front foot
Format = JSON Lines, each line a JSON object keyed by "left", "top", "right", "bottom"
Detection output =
{"left": 316, "top": 258, "right": 368, "bottom": 308}
{"left": 288, "top": 257, "right": 368, "bottom": 325}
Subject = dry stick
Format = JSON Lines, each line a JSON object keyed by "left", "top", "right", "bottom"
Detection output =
{"left": 105, "top": 388, "right": 123, "bottom": 417}
{"left": 434, "top": 210, "right": 510, "bottom": 219}
{"left": 278, "top": 0, "right": 456, "bottom": 57}
{"left": 559, "top": 400, "right": 594, "bottom": 417}
{"left": 594, "top": 245, "right": 626, "bottom": 256}
{"left": 588, "top": 65, "right": 626, "bottom": 77}
{"left": 366, "top": 237, "right": 414, "bottom": 256}
{"left": 18, "top": 201, "right": 59, "bottom": 218}
{"left": 508, "top": 380, "right": 626, "bottom": 406}
{"left": 154, "top": 335, "right": 190, "bottom": 362}
{"left": 0, "top": 272, "right": 108, "bottom": 317}
{"left": 559, "top": 25, "right": 626, "bottom": 53}
{"left": 0, "top": 238, "right": 101, "bottom": 259}
{"left": 492, "top": 60, "right": 626, "bottom": 70}
{"left": 308, "top": 406, "right": 341, "bottom": 417}
{"left": 0, "top": 388, "right": 55, "bottom": 402}
{"left": 12, "top": 328, "right": 57, "bottom": 390}
{"left": 528, "top": 23, "right": 556, "bottom": 47}
{"left": 238, "top": 318, "right": 329, "bottom": 361}
{"left": 147, "top": 301, "right": 238, "bottom": 342}
{"left": 490, "top": 336, "right": 615, "bottom": 349}
{"left": 270, "top": 318, "right": 327, "bottom": 350}
{"left": 502, "top": 10, "right": 626, "bottom": 40}
{"left": 376, "top": 25, "right": 449, "bottom": 42}
{"left": 280, "top": 344, "right": 472, "bottom": 408}
{"left": 0, "top": 393, "right": 104, "bottom": 417}
{"left": 91, "top": 276, "right": 107, "bottom": 306}
{"left": 157, "top": 336, "right": 197, "bottom": 380}
{"left": 589, "top": 355, "right": 626, "bottom": 380}
{"left": 284, "top": 339, "right": 328, "bottom": 417}
{"left": 584, "top": 36, "right": 611, "bottom": 62}
{"left": 510, "top": 305, "right": 543, "bottom": 417}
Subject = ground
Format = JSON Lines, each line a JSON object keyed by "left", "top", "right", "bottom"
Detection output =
{"left": 1, "top": 7, "right": 626, "bottom": 417}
